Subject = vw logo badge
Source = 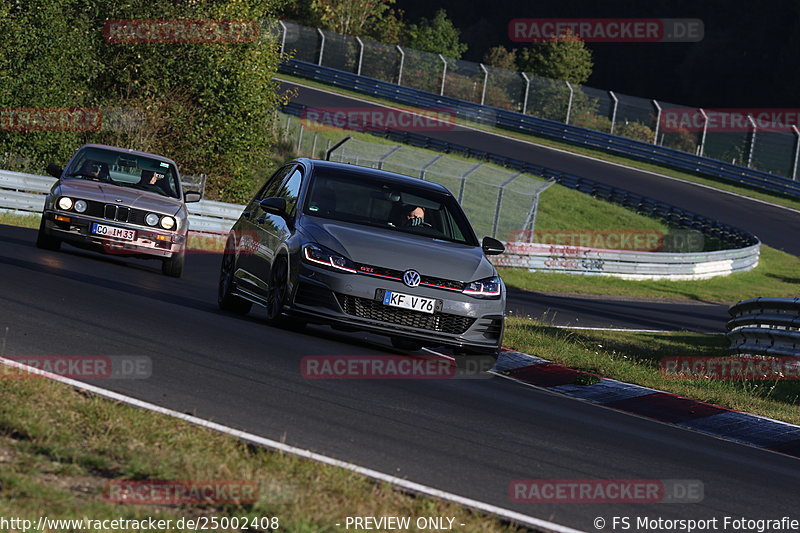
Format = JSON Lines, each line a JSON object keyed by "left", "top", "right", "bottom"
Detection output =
{"left": 403, "top": 270, "right": 421, "bottom": 288}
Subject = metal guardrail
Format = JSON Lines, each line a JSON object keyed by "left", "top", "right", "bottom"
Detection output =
{"left": 1, "top": 167, "right": 759, "bottom": 279}
{"left": 727, "top": 298, "right": 800, "bottom": 357}
{"left": 279, "top": 59, "right": 800, "bottom": 200}
{"left": 499, "top": 242, "right": 760, "bottom": 280}
{"left": 0, "top": 169, "right": 243, "bottom": 233}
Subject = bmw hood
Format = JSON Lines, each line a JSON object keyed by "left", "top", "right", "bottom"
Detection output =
{"left": 55, "top": 178, "right": 182, "bottom": 215}
{"left": 302, "top": 217, "right": 496, "bottom": 282}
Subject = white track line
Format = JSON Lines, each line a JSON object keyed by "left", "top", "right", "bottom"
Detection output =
{"left": 276, "top": 76, "right": 800, "bottom": 216}
{"left": 0, "top": 355, "right": 585, "bottom": 533}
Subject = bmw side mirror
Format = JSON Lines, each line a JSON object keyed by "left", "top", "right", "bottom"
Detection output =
{"left": 482, "top": 236, "right": 505, "bottom": 255}
{"left": 260, "top": 197, "right": 287, "bottom": 215}
{"left": 184, "top": 191, "right": 202, "bottom": 203}
{"left": 46, "top": 163, "right": 62, "bottom": 179}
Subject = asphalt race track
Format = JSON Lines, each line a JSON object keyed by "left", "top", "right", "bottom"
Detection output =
{"left": 506, "top": 289, "right": 728, "bottom": 332}
{"left": 280, "top": 80, "right": 800, "bottom": 257}
{"left": 2, "top": 225, "right": 798, "bottom": 532}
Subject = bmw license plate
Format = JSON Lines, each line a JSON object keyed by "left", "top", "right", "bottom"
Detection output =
{"left": 92, "top": 223, "right": 136, "bottom": 241}
{"left": 382, "top": 290, "right": 438, "bottom": 314}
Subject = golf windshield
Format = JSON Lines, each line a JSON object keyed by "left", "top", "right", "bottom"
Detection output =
{"left": 65, "top": 147, "right": 181, "bottom": 199}
{"left": 304, "top": 172, "right": 479, "bottom": 246}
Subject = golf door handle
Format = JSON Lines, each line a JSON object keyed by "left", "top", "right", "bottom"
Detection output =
{"left": 256, "top": 216, "right": 267, "bottom": 224}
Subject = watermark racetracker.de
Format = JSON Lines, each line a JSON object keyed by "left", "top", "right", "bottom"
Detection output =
{"left": 661, "top": 356, "right": 800, "bottom": 380}
{"left": 103, "top": 19, "right": 260, "bottom": 43}
{"left": 661, "top": 108, "right": 800, "bottom": 133}
{"left": 508, "top": 479, "right": 704, "bottom": 504}
{"left": 0, "top": 355, "right": 151, "bottom": 380}
{"left": 509, "top": 18, "right": 703, "bottom": 43}
{"left": 301, "top": 355, "right": 495, "bottom": 380}
{"left": 0, "top": 108, "right": 101, "bottom": 131}
{"left": 300, "top": 106, "right": 457, "bottom": 132}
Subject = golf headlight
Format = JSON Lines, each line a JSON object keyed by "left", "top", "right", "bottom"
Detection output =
{"left": 160, "top": 216, "right": 176, "bottom": 230}
{"left": 303, "top": 243, "right": 357, "bottom": 273}
{"left": 145, "top": 213, "right": 159, "bottom": 226}
{"left": 462, "top": 276, "right": 503, "bottom": 299}
{"left": 57, "top": 197, "right": 73, "bottom": 210}
{"left": 73, "top": 200, "right": 87, "bottom": 213}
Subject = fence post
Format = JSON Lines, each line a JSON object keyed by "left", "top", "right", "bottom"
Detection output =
{"left": 296, "top": 123, "right": 304, "bottom": 153}
{"left": 311, "top": 133, "right": 318, "bottom": 159}
{"left": 419, "top": 154, "right": 443, "bottom": 180}
{"left": 792, "top": 126, "right": 800, "bottom": 180}
{"left": 698, "top": 108, "right": 708, "bottom": 157}
{"left": 565, "top": 82, "right": 574, "bottom": 124}
{"left": 458, "top": 163, "right": 483, "bottom": 203}
{"left": 746, "top": 114, "right": 757, "bottom": 168}
{"left": 278, "top": 21, "right": 287, "bottom": 56}
{"left": 523, "top": 180, "right": 556, "bottom": 242}
{"left": 438, "top": 54, "right": 448, "bottom": 96}
{"left": 491, "top": 172, "right": 522, "bottom": 239}
{"left": 316, "top": 28, "right": 325, "bottom": 66}
{"left": 396, "top": 45, "right": 405, "bottom": 85}
{"left": 609, "top": 91, "right": 619, "bottom": 134}
{"left": 520, "top": 72, "right": 530, "bottom": 114}
{"left": 652, "top": 100, "right": 662, "bottom": 145}
{"left": 326, "top": 136, "right": 351, "bottom": 161}
{"left": 355, "top": 36, "right": 364, "bottom": 75}
{"left": 479, "top": 63, "right": 489, "bottom": 105}
{"left": 377, "top": 145, "right": 401, "bottom": 169}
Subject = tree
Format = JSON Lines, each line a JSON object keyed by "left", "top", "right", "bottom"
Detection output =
{"left": 0, "top": 0, "right": 285, "bottom": 203}
{"left": 482, "top": 46, "right": 516, "bottom": 70}
{"left": 309, "top": 0, "right": 400, "bottom": 40}
{"left": 404, "top": 9, "right": 467, "bottom": 59}
{"left": 517, "top": 30, "right": 593, "bottom": 85}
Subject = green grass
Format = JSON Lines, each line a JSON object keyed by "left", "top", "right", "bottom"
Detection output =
{"left": 276, "top": 73, "right": 800, "bottom": 214}
{"left": 0, "top": 373, "right": 522, "bottom": 532}
{"left": 504, "top": 318, "right": 800, "bottom": 425}
{"left": 500, "top": 245, "right": 799, "bottom": 303}
{"left": 0, "top": 212, "right": 39, "bottom": 229}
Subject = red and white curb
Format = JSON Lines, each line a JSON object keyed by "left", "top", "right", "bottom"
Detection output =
{"left": 493, "top": 349, "right": 800, "bottom": 459}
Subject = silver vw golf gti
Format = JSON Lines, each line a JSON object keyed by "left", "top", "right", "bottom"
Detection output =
{"left": 218, "top": 159, "right": 506, "bottom": 354}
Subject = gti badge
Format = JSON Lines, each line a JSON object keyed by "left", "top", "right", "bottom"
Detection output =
{"left": 403, "top": 269, "right": 421, "bottom": 288}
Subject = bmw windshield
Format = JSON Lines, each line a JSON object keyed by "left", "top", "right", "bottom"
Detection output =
{"left": 303, "top": 171, "right": 479, "bottom": 246}
{"left": 64, "top": 147, "right": 181, "bottom": 199}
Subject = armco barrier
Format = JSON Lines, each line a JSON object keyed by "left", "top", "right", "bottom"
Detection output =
{"left": 499, "top": 242, "right": 760, "bottom": 280}
{"left": 1, "top": 167, "right": 759, "bottom": 279}
{"left": 727, "top": 298, "right": 800, "bottom": 357}
{"left": 279, "top": 59, "right": 800, "bottom": 200}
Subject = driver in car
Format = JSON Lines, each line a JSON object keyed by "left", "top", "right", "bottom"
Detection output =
{"left": 403, "top": 206, "right": 427, "bottom": 226}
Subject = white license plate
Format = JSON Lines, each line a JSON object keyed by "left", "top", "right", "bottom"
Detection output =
{"left": 92, "top": 223, "right": 136, "bottom": 241}
{"left": 383, "top": 291, "right": 437, "bottom": 314}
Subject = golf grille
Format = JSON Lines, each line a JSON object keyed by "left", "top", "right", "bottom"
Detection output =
{"left": 335, "top": 294, "right": 475, "bottom": 335}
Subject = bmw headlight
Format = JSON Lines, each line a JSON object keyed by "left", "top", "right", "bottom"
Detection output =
{"left": 303, "top": 243, "right": 357, "bottom": 273}
{"left": 57, "top": 197, "right": 73, "bottom": 210}
{"left": 73, "top": 199, "right": 87, "bottom": 213}
{"left": 462, "top": 276, "right": 503, "bottom": 299}
{"left": 145, "top": 213, "right": 160, "bottom": 226}
{"left": 160, "top": 216, "right": 176, "bottom": 230}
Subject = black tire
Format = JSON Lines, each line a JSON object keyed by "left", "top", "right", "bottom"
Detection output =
{"left": 218, "top": 237, "right": 252, "bottom": 315}
{"left": 35, "top": 216, "right": 61, "bottom": 251}
{"left": 391, "top": 337, "right": 423, "bottom": 352}
{"left": 264, "top": 256, "right": 290, "bottom": 326}
{"left": 162, "top": 249, "right": 185, "bottom": 278}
